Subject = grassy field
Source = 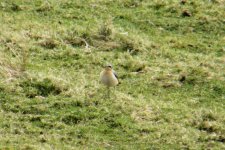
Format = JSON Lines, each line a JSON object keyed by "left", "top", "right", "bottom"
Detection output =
{"left": 0, "top": 0, "right": 225, "bottom": 149}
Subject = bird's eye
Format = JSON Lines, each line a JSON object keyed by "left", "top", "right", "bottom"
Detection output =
{"left": 106, "top": 65, "right": 112, "bottom": 68}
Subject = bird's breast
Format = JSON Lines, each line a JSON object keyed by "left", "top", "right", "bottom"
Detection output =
{"left": 100, "top": 71, "right": 118, "bottom": 87}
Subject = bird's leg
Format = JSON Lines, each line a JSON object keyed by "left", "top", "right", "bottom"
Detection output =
{"left": 107, "top": 86, "right": 110, "bottom": 99}
{"left": 113, "top": 86, "right": 117, "bottom": 97}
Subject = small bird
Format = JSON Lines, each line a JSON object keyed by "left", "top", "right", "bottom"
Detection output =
{"left": 100, "top": 64, "right": 119, "bottom": 97}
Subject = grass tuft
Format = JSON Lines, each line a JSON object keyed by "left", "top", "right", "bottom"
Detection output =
{"left": 0, "top": 0, "right": 224, "bottom": 149}
{"left": 19, "top": 78, "right": 64, "bottom": 98}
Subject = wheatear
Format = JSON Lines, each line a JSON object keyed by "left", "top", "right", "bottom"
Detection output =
{"left": 100, "top": 64, "right": 118, "bottom": 97}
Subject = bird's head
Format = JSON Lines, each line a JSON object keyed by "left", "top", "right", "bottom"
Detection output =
{"left": 105, "top": 64, "right": 112, "bottom": 71}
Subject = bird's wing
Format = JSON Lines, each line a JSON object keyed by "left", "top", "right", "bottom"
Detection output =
{"left": 113, "top": 70, "right": 118, "bottom": 79}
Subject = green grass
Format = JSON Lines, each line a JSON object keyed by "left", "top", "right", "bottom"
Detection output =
{"left": 0, "top": 0, "right": 225, "bottom": 149}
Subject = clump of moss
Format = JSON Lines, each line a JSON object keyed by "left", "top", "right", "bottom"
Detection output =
{"left": 19, "top": 78, "right": 63, "bottom": 98}
{"left": 121, "top": 59, "right": 147, "bottom": 72}
{"left": 181, "top": 67, "right": 211, "bottom": 85}
{"left": 38, "top": 38, "right": 58, "bottom": 49}
{"left": 61, "top": 114, "right": 83, "bottom": 125}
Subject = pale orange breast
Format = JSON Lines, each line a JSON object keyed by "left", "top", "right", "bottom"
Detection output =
{"left": 100, "top": 70, "right": 118, "bottom": 87}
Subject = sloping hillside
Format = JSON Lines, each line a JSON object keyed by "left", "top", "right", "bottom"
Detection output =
{"left": 0, "top": 0, "right": 224, "bottom": 149}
